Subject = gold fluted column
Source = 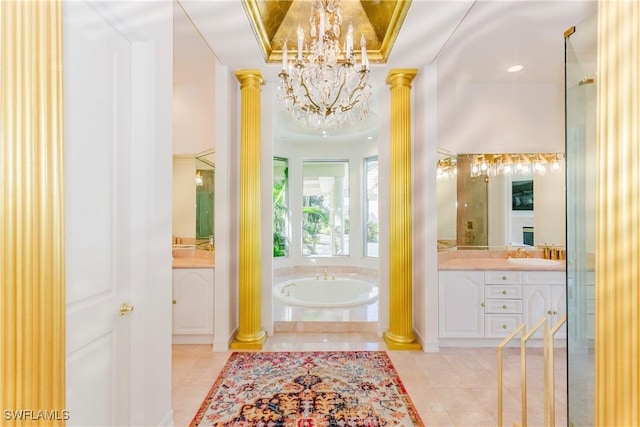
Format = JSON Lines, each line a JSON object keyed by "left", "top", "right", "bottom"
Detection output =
{"left": 230, "top": 70, "right": 267, "bottom": 349}
{"left": 383, "top": 69, "right": 421, "bottom": 350}
{"left": 595, "top": 1, "right": 640, "bottom": 425}
{"left": 1, "top": 1, "right": 66, "bottom": 425}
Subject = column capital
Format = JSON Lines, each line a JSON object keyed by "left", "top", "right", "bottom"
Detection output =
{"left": 235, "top": 69, "right": 264, "bottom": 88}
{"left": 385, "top": 68, "right": 418, "bottom": 88}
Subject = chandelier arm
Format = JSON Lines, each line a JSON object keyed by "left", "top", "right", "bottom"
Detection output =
{"left": 326, "top": 81, "right": 347, "bottom": 115}
{"left": 299, "top": 80, "right": 323, "bottom": 114}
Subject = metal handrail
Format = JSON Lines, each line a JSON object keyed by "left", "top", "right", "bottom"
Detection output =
{"left": 547, "top": 314, "right": 567, "bottom": 427}
{"left": 521, "top": 317, "right": 548, "bottom": 427}
{"left": 497, "top": 323, "right": 526, "bottom": 427}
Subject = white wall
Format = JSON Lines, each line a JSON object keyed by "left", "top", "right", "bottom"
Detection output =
{"left": 211, "top": 59, "right": 240, "bottom": 351}
{"left": 172, "top": 156, "right": 196, "bottom": 238}
{"left": 438, "top": 81, "right": 565, "bottom": 154}
{"left": 173, "top": 3, "right": 215, "bottom": 155}
{"left": 414, "top": 65, "right": 441, "bottom": 352}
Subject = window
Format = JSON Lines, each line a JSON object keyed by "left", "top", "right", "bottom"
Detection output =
{"left": 273, "top": 157, "right": 290, "bottom": 257}
{"left": 302, "top": 160, "right": 349, "bottom": 256}
{"left": 364, "top": 157, "right": 379, "bottom": 257}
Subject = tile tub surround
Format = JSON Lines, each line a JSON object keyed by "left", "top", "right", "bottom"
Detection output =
{"left": 439, "top": 249, "right": 566, "bottom": 271}
{"left": 274, "top": 265, "right": 379, "bottom": 282}
{"left": 172, "top": 248, "right": 215, "bottom": 268}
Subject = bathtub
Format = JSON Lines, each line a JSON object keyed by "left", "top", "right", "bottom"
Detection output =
{"left": 273, "top": 278, "right": 378, "bottom": 308}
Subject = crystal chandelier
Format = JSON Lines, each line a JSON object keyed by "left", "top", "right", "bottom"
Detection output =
{"left": 278, "top": 0, "right": 371, "bottom": 131}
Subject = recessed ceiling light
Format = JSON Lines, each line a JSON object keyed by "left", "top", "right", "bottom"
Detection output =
{"left": 367, "top": 136, "right": 373, "bottom": 140}
{"left": 507, "top": 65, "right": 524, "bottom": 73}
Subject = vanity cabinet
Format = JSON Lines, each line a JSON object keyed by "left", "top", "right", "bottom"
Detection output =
{"left": 172, "top": 268, "right": 214, "bottom": 344}
{"left": 438, "top": 268, "right": 566, "bottom": 344}
{"left": 438, "top": 271, "right": 485, "bottom": 338}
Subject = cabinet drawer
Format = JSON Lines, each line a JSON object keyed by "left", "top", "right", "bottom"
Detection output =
{"left": 485, "top": 314, "right": 523, "bottom": 338}
{"left": 485, "top": 271, "right": 522, "bottom": 284}
{"left": 485, "top": 299, "right": 522, "bottom": 314}
{"left": 485, "top": 284, "right": 522, "bottom": 299}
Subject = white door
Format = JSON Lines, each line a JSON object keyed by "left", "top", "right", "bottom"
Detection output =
{"left": 64, "top": 2, "right": 133, "bottom": 425}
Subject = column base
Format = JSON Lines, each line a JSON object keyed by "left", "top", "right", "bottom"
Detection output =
{"left": 383, "top": 331, "right": 422, "bottom": 351}
{"left": 229, "top": 330, "right": 267, "bottom": 350}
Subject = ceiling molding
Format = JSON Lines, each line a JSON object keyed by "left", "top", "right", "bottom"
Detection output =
{"left": 242, "top": 0, "right": 412, "bottom": 64}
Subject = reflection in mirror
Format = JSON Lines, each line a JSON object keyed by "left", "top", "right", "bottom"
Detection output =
{"left": 437, "top": 151, "right": 566, "bottom": 250}
{"left": 457, "top": 155, "right": 488, "bottom": 247}
{"left": 437, "top": 150, "right": 457, "bottom": 250}
{"left": 195, "top": 149, "right": 214, "bottom": 241}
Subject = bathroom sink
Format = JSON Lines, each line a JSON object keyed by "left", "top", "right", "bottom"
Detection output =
{"left": 507, "top": 258, "right": 563, "bottom": 266}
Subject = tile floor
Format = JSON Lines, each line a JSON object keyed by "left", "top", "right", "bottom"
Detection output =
{"left": 172, "top": 332, "right": 567, "bottom": 427}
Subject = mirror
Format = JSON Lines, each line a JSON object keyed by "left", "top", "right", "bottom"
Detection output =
{"left": 195, "top": 149, "right": 215, "bottom": 241}
{"left": 437, "top": 151, "right": 566, "bottom": 249}
{"left": 437, "top": 151, "right": 458, "bottom": 250}
{"left": 172, "top": 1, "right": 215, "bottom": 248}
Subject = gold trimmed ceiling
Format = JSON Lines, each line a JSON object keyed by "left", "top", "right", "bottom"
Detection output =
{"left": 242, "top": 0, "right": 412, "bottom": 64}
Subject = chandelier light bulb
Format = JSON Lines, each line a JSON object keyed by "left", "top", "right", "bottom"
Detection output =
{"left": 297, "top": 24, "right": 304, "bottom": 60}
{"left": 346, "top": 23, "right": 353, "bottom": 58}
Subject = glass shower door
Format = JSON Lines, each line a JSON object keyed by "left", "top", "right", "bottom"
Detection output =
{"left": 565, "top": 11, "right": 596, "bottom": 427}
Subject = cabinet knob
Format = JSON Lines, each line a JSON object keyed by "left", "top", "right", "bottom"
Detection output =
{"left": 553, "top": 310, "right": 558, "bottom": 315}
{"left": 502, "top": 290, "right": 507, "bottom": 295}
{"left": 547, "top": 310, "right": 552, "bottom": 315}
{"left": 502, "top": 325, "right": 507, "bottom": 329}
{"left": 502, "top": 276, "right": 507, "bottom": 280}
{"left": 481, "top": 302, "right": 485, "bottom": 307}
{"left": 502, "top": 305, "right": 507, "bottom": 310}
{"left": 172, "top": 300, "right": 177, "bottom": 305}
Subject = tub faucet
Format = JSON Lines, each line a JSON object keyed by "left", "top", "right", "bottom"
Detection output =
{"left": 281, "top": 283, "right": 296, "bottom": 295}
{"left": 323, "top": 268, "right": 328, "bottom": 280}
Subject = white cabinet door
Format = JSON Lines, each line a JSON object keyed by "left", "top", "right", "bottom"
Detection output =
{"left": 523, "top": 285, "right": 552, "bottom": 338}
{"left": 523, "top": 285, "right": 566, "bottom": 339}
{"left": 550, "top": 286, "right": 567, "bottom": 339}
{"left": 439, "top": 271, "right": 485, "bottom": 338}
{"left": 172, "top": 269, "right": 214, "bottom": 335}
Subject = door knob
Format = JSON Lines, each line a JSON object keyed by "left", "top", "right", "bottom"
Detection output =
{"left": 119, "top": 302, "right": 135, "bottom": 316}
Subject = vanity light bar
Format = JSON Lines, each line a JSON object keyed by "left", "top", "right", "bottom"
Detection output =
{"left": 467, "top": 153, "right": 563, "bottom": 177}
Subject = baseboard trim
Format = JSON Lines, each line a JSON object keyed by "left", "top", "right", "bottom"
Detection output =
{"left": 157, "top": 409, "right": 173, "bottom": 427}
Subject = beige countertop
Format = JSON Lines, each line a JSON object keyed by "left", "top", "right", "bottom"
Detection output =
{"left": 438, "top": 249, "right": 566, "bottom": 271}
{"left": 172, "top": 248, "right": 215, "bottom": 269}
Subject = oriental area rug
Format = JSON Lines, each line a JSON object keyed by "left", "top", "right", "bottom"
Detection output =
{"left": 189, "top": 351, "right": 424, "bottom": 426}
